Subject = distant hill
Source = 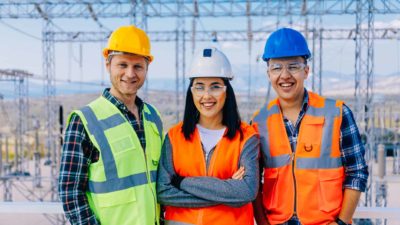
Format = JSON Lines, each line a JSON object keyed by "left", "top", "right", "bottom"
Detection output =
{"left": 0, "top": 68, "right": 398, "bottom": 99}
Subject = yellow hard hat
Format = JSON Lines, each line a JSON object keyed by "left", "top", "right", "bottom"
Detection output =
{"left": 103, "top": 25, "right": 154, "bottom": 62}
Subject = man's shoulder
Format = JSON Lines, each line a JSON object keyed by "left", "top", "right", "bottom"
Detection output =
{"left": 143, "top": 102, "right": 161, "bottom": 115}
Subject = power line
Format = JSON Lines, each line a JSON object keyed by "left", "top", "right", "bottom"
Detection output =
{"left": 29, "top": 75, "right": 108, "bottom": 87}
{"left": 0, "top": 19, "right": 41, "bottom": 41}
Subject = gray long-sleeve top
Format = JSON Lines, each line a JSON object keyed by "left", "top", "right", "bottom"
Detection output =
{"left": 156, "top": 134, "right": 260, "bottom": 208}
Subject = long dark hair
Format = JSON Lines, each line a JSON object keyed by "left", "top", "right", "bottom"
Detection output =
{"left": 181, "top": 78, "right": 242, "bottom": 140}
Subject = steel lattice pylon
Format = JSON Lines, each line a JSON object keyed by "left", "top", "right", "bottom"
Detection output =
{"left": 354, "top": 0, "right": 376, "bottom": 209}
{"left": 175, "top": 0, "right": 186, "bottom": 123}
{"left": 42, "top": 18, "right": 58, "bottom": 202}
{"left": 309, "top": 0, "right": 323, "bottom": 95}
{"left": 0, "top": 69, "right": 31, "bottom": 175}
{"left": 46, "top": 27, "right": 400, "bottom": 43}
{"left": 1, "top": 1, "right": 400, "bottom": 18}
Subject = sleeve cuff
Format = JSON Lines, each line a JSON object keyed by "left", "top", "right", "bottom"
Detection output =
{"left": 344, "top": 177, "right": 367, "bottom": 192}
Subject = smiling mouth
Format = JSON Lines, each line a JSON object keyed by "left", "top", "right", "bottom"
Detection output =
{"left": 201, "top": 102, "right": 216, "bottom": 108}
{"left": 279, "top": 83, "right": 294, "bottom": 88}
{"left": 122, "top": 80, "right": 137, "bottom": 84}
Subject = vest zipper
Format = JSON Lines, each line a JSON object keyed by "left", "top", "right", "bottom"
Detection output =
{"left": 201, "top": 145, "right": 216, "bottom": 224}
{"left": 143, "top": 152, "right": 158, "bottom": 225}
{"left": 141, "top": 110, "right": 158, "bottom": 225}
{"left": 291, "top": 152, "right": 298, "bottom": 218}
{"left": 205, "top": 148, "right": 215, "bottom": 175}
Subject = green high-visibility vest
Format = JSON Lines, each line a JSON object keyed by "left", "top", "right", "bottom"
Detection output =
{"left": 69, "top": 96, "right": 163, "bottom": 225}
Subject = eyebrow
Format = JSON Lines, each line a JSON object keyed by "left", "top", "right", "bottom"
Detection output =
{"left": 193, "top": 81, "right": 223, "bottom": 85}
{"left": 211, "top": 81, "right": 223, "bottom": 85}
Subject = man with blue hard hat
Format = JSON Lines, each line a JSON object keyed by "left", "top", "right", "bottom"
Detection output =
{"left": 251, "top": 28, "right": 368, "bottom": 225}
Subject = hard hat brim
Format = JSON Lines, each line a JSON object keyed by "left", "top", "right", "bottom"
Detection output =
{"left": 103, "top": 48, "right": 154, "bottom": 62}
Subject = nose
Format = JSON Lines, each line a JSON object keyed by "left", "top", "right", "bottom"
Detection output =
{"left": 202, "top": 88, "right": 213, "bottom": 98}
{"left": 280, "top": 67, "right": 291, "bottom": 78}
{"left": 126, "top": 66, "right": 137, "bottom": 78}
{"left": 203, "top": 91, "right": 212, "bottom": 98}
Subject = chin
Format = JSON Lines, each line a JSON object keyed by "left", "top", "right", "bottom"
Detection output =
{"left": 201, "top": 112, "right": 219, "bottom": 119}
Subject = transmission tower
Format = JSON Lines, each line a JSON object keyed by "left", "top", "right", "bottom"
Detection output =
{"left": 354, "top": 0, "right": 376, "bottom": 208}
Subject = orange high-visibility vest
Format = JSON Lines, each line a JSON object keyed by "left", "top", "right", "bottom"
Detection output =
{"left": 253, "top": 91, "right": 345, "bottom": 225}
{"left": 165, "top": 122, "right": 256, "bottom": 225}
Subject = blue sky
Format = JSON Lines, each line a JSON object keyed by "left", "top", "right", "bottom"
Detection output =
{"left": 0, "top": 13, "right": 399, "bottom": 89}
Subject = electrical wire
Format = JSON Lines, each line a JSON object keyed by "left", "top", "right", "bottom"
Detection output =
{"left": 29, "top": 75, "right": 108, "bottom": 87}
{"left": 49, "top": 20, "right": 64, "bottom": 32}
{"left": 0, "top": 19, "right": 41, "bottom": 41}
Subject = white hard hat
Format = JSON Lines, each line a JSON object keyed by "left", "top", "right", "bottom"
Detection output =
{"left": 188, "top": 47, "right": 234, "bottom": 80}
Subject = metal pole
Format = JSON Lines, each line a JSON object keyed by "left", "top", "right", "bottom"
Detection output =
{"left": 378, "top": 144, "right": 386, "bottom": 178}
{"left": 34, "top": 122, "right": 41, "bottom": 188}
{"left": 5, "top": 136, "right": 9, "bottom": 172}
{"left": 376, "top": 143, "right": 388, "bottom": 225}
{"left": 0, "top": 135, "right": 2, "bottom": 177}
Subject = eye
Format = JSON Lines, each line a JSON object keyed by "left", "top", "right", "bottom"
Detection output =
{"left": 118, "top": 63, "right": 127, "bottom": 68}
{"left": 270, "top": 64, "right": 282, "bottom": 71}
{"left": 135, "top": 64, "right": 144, "bottom": 71}
{"left": 288, "top": 64, "right": 300, "bottom": 70}
{"left": 193, "top": 86, "right": 205, "bottom": 91}
{"left": 288, "top": 63, "right": 303, "bottom": 71}
{"left": 210, "top": 85, "right": 223, "bottom": 91}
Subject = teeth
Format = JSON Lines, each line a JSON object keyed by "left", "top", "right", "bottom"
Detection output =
{"left": 202, "top": 103, "right": 215, "bottom": 107}
{"left": 281, "top": 83, "right": 292, "bottom": 87}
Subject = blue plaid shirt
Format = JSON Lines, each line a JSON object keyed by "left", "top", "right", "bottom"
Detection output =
{"left": 282, "top": 90, "right": 368, "bottom": 225}
{"left": 58, "top": 88, "right": 146, "bottom": 225}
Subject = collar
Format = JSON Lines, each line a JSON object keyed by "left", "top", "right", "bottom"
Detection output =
{"left": 102, "top": 88, "right": 144, "bottom": 113}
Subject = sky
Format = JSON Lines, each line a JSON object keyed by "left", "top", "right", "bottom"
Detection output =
{"left": 0, "top": 11, "right": 399, "bottom": 92}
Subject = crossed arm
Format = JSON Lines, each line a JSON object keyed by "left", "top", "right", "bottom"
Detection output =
{"left": 156, "top": 135, "right": 260, "bottom": 208}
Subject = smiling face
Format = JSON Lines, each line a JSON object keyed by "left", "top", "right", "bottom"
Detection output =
{"left": 106, "top": 53, "right": 148, "bottom": 102}
{"left": 191, "top": 77, "right": 227, "bottom": 124}
{"left": 267, "top": 56, "right": 309, "bottom": 104}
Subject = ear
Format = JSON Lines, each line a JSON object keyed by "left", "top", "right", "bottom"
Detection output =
{"left": 106, "top": 60, "right": 111, "bottom": 73}
{"left": 304, "top": 65, "right": 310, "bottom": 79}
{"left": 266, "top": 71, "right": 271, "bottom": 81}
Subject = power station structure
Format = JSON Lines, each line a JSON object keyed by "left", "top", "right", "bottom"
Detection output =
{"left": 0, "top": 1, "right": 400, "bottom": 224}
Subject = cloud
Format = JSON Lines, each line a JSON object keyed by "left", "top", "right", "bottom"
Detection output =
{"left": 367, "top": 19, "right": 400, "bottom": 29}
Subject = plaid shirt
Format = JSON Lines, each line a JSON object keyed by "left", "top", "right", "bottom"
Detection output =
{"left": 58, "top": 88, "right": 146, "bottom": 225}
{"left": 282, "top": 90, "right": 368, "bottom": 225}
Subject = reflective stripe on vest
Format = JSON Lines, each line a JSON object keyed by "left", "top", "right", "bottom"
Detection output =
{"left": 165, "top": 122, "right": 255, "bottom": 225}
{"left": 253, "top": 91, "right": 345, "bottom": 224}
{"left": 81, "top": 105, "right": 159, "bottom": 194}
{"left": 254, "top": 97, "right": 342, "bottom": 169}
{"left": 144, "top": 103, "right": 163, "bottom": 141}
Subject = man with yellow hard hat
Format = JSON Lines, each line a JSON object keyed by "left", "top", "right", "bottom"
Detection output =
{"left": 59, "top": 25, "right": 163, "bottom": 225}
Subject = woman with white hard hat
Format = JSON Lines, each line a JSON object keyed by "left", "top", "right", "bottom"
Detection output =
{"left": 157, "top": 47, "right": 259, "bottom": 225}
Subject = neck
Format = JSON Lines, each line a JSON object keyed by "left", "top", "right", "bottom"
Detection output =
{"left": 110, "top": 88, "right": 136, "bottom": 111}
{"left": 198, "top": 114, "right": 224, "bottom": 130}
{"left": 278, "top": 90, "right": 305, "bottom": 113}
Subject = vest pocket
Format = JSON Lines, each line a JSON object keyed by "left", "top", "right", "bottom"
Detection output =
{"left": 263, "top": 168, "right": 279, "bottom": 209}
{"left": 148, "top": 122, "right": 162, "bottom": 166}
{"left": 111, "top": 136, "right": 135, "bottom": 154}
{"left": 97, "top": 187, "right": 137, "bottom": 208}
{"left": 318, "top": 169, "right": 344, "bottom": 213}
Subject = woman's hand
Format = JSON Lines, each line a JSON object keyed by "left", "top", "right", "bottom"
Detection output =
{"left": 231, "top": 166, "right": 245, "bottom": 180}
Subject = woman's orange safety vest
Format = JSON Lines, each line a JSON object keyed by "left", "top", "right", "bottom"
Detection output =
{"left": 165, "top": 122, "right": 256, "bottom": 225}
{"left": 253, "top": 91, "right": 345, "bottom": 225}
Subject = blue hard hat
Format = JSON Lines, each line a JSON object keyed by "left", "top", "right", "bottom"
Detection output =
{"left": 262, "top": 28, "right": 311, "bottom": 61}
